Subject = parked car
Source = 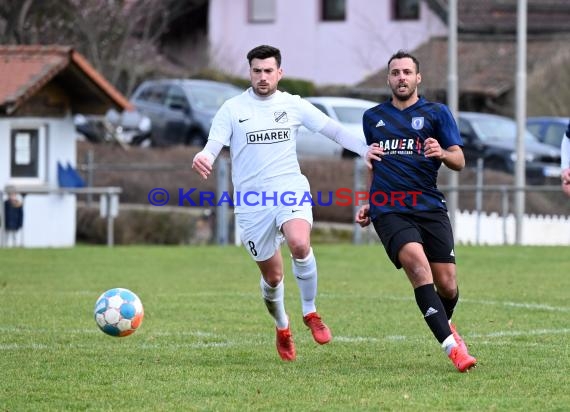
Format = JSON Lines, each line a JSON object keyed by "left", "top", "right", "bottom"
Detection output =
{"left": 74, "top": 109, "right": 152, "bottom": 147}
{"left": 458, "top": 112, "right": 561, "bottom": 183}
{"left": 295, "top": 96, "right": 377, "bottom": 158}
{"left": 526, "top": 116, "right": 569, "bottom": 149}
{"left": 130, "top": 79, "right": 243, "bottom": 147}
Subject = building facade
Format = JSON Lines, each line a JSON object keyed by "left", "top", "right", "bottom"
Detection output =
{"left": 208, "top": 0, "right": 446, "bottom": 86}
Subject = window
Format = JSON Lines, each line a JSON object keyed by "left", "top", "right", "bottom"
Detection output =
{"left": 392, "top": 0, "right": 419, "bottom": 20}
{"left": 249, "top": 0, "right": 276, "bottom": 23}
{"left": 322, "top": 0, "right": 345, "bottom": 21}
{"left": 543, "top": 124, "right": 566, "bottom": 147}
{"left": 138, "top": 84, "right": 168, "bottom": 105}
{"left": 311, "top": 103, "right": 328, "bottom": 115}
{"left": 165, "top": 86, "right": 189, "bottom": 111}
{"left": 333, "top": 106, "right": 369, "bottom": 124}
{"left": 11, "top": 129, "right": 39, "bottom": 178}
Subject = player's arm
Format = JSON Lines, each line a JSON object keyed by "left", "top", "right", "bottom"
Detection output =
{"left": 192, "top": 140, "right": 224, "bottom": 179}
{"left": 560, "top": 132, "right": 570, "bottom": 196}
{"left": 192, "top": 103, "right": 232, "bottom": 179}
{"left": 319, "top": 119, "right": 383, "bottom": 168}
{"left": 427, "top": 105, "right": 465, "bottom": 171}
{"left": 560, "top": 131, "right": 570, "bottom": 179}
{"left": 424, "top": 137, "right": 465, "bottom": 171}
{"left": 354, "top": 168, "right": 374, "bottom": 228}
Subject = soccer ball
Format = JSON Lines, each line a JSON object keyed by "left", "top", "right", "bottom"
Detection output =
{"left": 94, "top": 288, "right": 144, "bottom": 337}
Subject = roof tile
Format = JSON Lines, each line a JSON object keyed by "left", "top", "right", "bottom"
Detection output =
{"left": 0, "top": 45, "right": 131, "bottom": 114}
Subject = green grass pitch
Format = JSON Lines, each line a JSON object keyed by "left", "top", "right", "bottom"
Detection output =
{"left": 0, "top": 245, "right": 569, "bottom": 411}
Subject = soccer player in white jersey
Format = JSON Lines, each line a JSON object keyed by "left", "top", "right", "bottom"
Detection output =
{"left": 560, "top": 121, "right": 570, "bottom": 197}
{"left": 192, "top": 45, "right": 382, "bottom": 361}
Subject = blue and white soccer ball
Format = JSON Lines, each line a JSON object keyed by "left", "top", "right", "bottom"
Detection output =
{"left": 94, "top": 288, "right": 144, "bottom": 337}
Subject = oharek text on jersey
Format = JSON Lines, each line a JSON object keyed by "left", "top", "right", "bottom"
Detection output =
{"left": 247, "top": 128, "right": 291, "bottom": 144}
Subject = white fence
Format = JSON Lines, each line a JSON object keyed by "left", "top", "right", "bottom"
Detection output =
{"left": 455, "top": 210, "right": 570, "bottom": 245}
{"left": 79, "top": 155, "right": 570, "bottom": 246}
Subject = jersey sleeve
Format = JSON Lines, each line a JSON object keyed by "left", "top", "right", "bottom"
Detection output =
{"left": 298, "top": 97, "right": 330, "bottom": 132}
{"left": 435, "top": 105, "right": 463, "bottom": 149}
{"left": 561, "top": 133, "right": 570, "bottom": 169}
{"left": 207, "top": 102, "right": 233, "bottom": 146}
{"left": 362, "top": 108, "right": 373, "bottom": 145}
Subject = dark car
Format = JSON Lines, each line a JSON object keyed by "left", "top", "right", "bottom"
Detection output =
{"left": 526, "top": 116, "right": 569, "bottom": 149}
{"left": 130, "top": 79, "right": 242, "bottom": 147}
{"left": 458, "top": 112, "right": 561, "bottom": 183}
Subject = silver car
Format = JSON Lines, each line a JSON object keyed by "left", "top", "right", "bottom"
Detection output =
{"left": 295, "top": 96, "right": 377, "bottom": 158}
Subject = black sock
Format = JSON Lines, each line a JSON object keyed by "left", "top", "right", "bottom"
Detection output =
{"left": 414, "top": 284, "right": 452, "bottom": 344}
{"left": 437, "top": 288, "right": 459, "bottom": 321}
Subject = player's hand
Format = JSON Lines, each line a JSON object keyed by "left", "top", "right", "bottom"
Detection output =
{"left": 192, "top": 152, "right": 213, "bottom": 179}
{"left": 365, "top": 143, "right": 383, "bottom": 169}
{"left": 355, "top": 204, "right": 371, "bottom": 228}
{"left": 424, "top": 137, "right": 443, "bottom": 159}
{"left": 561, "top": 168, "right": 570, "bottom": 184}
{"left": 561, "top": 168, "right": 570, "bottom": 197}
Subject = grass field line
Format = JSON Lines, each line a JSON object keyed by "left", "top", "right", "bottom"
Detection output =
{"left": 2, "top": 327, "right": 568, "bottom": 351}
{"left": 0, "top": 326, "right": 218, "bottom": 336}
{"left": 320, "top": 293, "right": 570, "bottom": 313}
{"left": 470, "top": 328, "right": 570, "bottom": 338}
{"left": 460, "top": 298, "right": 570, "bottom": 312}
{"left": 2, "top": 290, "right": 569, "bottom": 313}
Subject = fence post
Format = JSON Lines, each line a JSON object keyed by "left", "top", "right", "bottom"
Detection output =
{"left": 475, "top": 158, "right": 484, "bottom": 245}
{"left": 352, "top": 158, "right": 366, "bottom": 244}
{"left": 501, "top": 186, "right": 509, "bottom": 245}
{"left": 100, "top": 191, "right": 119, "bottom": 247}
{"left": 0, "top": 191, "right": 4, "bottom": 248}
{"left": 216, "top": 157, "right": 229, "bottom": 245}
{"left": 106, "top": 193, "right": 114, "bottom": 247}
{"left": 85, "top": 150, "right": 95, "bottom": 207}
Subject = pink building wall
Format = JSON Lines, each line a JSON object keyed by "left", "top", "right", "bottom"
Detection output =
{"left": 208, "top": 0, "right": 446, "bottom": 86}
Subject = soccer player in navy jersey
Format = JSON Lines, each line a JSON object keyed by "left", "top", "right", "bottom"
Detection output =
{"left": 192, "top": 45, "right": 382, "bottom": 361}
{"left": 355, "top": 50, "right": 477, "bottom": 372}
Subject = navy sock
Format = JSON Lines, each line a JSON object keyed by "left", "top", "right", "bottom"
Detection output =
{"left": 437, "top": 288, "right": 459, "bottom": 321}
{"left": 414, "top": 284, "right": 452, "bottom": 344}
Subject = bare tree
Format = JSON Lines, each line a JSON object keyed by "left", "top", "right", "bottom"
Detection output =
{"left": 0, "top": 0, "right": 207, "bottom": 95}
{"left": 0, "top": 0, "right": 35, "bottom": 43}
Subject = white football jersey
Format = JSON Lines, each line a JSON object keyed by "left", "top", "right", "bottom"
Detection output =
{"left": 208, "top": 88, "right": 329, "bottom": 212}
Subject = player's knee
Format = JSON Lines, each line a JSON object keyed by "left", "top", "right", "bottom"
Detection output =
{"left": 436, "top": 283, "right": 457, "bottom": 298}
{"left": 433, "top": 269, "right": 457, "bottom": 296}
{"left": 289, "top": 242, "right": 310, "bottom": 260}
{"left": 263, "top": 271, "right": 283, "bottom": 287}
{"left": 404, "top": 264, "right": 432, "bottom": 286}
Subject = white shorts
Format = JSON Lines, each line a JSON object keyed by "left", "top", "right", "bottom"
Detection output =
{"left": 236, "top": 203, "right": 313, "bottom": 262}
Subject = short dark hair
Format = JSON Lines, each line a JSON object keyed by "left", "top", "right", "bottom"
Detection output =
{"left": 247, "top": 45, "right": 282, "bottom": 67}
{"left": 388, "top": 50, "right": 420, "bottom": 73}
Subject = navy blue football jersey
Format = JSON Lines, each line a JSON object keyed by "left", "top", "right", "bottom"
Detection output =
{"left": 363, "top": 96, "right": 462, "bottom": 218}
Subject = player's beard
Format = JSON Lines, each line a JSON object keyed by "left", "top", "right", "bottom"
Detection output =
{"left": 253, "top": 82, "right": 276, "bottom": 97}
{"left": 391, "top": 83, "right": 416, "bottom": 102}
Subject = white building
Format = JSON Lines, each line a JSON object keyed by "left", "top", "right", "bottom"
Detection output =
{"left": 0, "top": 45, "right": 131, "bottom": 247}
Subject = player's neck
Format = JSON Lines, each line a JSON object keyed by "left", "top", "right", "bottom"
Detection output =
{"left": 249, "top": 87, "right": 278, "bottom": 100}
{"left": 391, "top": 94, "right": 419, "bottom": 111}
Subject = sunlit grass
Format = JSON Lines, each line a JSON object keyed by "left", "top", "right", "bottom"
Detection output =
{"left": 0, "top": 245, "right": 568, "bottom": 411}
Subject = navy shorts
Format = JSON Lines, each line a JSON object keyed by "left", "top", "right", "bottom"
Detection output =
{"left": 372, "top": 209, "right": 456, "bottom": 269}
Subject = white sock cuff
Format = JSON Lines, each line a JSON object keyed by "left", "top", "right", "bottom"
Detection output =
{"left": 441, "top": 334, "right": 457, "bottom": 355}
{"left": 293, "top": 247, "right": 314, "bottom": 264}
{"left": 260, "top": 277, "right": 284, "bottom": 301}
